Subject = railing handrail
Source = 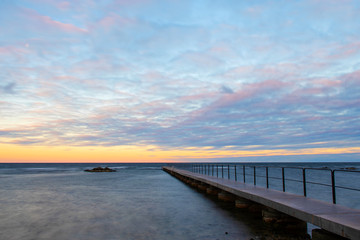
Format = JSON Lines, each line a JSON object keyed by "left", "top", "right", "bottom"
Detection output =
{"left": 186, "top": 163, "right": 360, "bottom": 205}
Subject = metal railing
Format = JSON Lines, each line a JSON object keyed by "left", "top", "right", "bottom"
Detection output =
{"left": 188, "top": 164, "right": 360, "bottom": 205}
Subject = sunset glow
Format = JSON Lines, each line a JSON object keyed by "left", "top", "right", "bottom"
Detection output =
{"left": 1, "top": 0, "right": 360, "bottom": 163}
{"left": 1, "top": 143, "right": 360, "bottom": 163}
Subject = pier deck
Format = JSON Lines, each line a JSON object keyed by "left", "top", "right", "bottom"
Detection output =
{"left": 163, "top": 166, "right": 360, "bottom": 240}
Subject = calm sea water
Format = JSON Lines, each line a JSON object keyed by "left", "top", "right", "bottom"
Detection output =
{"left": 0, "top": 162, "right": 359, "bottom": 240}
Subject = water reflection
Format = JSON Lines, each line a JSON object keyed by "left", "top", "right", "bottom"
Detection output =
{"left": 1, "top": 167, "right": 312, "bottom": 240}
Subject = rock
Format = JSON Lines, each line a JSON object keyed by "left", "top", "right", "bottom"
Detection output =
{"left": 345, "top": 167, "right": 356, "bottom": 170}
{"left": 84, "top": 166, "right": 116, "bottom": 172}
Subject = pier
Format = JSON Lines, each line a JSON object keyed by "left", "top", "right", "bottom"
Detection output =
{"left": 163, "top": 166, "right": 360, "bottom": 240}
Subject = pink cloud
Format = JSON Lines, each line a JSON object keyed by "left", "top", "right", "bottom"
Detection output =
{"left": 97, "top": 13, "right": 138, "bottom": 29}
{"left": 312, "top": 41, "right": 360, "bottom": 61}
{"left": 223, "top": 65, "right": 254, "bottom": 79}
{"left": 67, "top": 57, "right": 132, "bottom": 82}
{"left": 31, "top": 0, "right": 93, "bottom": 11}
{"left": 208, "top": 41, "right": 239, "bottom": 59}
{"left": 222, "top": 62, "right": 300, "bottom": 82}
{"left": 0, "top": 45, "right": 33, "bottom": 65}
{"left": 244, "top": 5, "right": 264, "bottom": 16}
{"left": 21, "top": 8, "right": 87, "bottom": 34}
{"left": 309, "top": 0, "right": 352, "bottom": 5}
{"left": 281, "top": 70, "right": 360, "bottom": 109}
{"left": 179, "top": 92, "right": 217, "bottom": 102}
{"left": 183, "top": 79, "right": 290, "bottom": 123}
{"left": 0, "top": 45, "right": 31, "bottom": 55}
{"left": 341, "top": 69, "right": 360, "bottom": 87}
{"left": 45, "top": 18, "right": 87, "bottom": 33}
{"left": 331, "top": 41, "right": 360, "bottom": 60}
{"left": 209, "top": 45, "right": 231, "bottom": 54}
{"left": 312, "top": 78, "right": 342, "bottom": 87}
{"left": 57, "top": 1, "right": 71, "bottom": 10}
{"left": 175, "top": 51, "right": 223, "bottom": 69}
{"left": 308, "top": 0, "right": 354, "bottom": 13}
{"left": 290, "top": 87, "right": 324, "bottom": 97}
{"left": 112, "top": 0, "right": 151, "bottom": 6}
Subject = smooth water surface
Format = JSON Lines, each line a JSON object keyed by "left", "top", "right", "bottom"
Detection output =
{"left": 2, "top": 162, "right": 358, "bottom": 240}
{"left": 0, "top": 164, "right": 271, "bottom": 240}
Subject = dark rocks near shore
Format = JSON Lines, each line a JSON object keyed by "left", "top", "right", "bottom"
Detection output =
{"left": 343, "top": 167, "right": 357, "bottom": 170}
{"left": 84, "top": 167, "right": 116, "bottom": 172}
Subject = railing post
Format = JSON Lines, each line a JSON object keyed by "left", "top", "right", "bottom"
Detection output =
{"left": 212, "top": 165, "right": 214, "bottom": 176}
{"left": 222, "top": 165, "right": 224, "bottom": 178}
{"left": 303, "top": 168, "right": 307, "bottom": 197}
{"left": 253, "top": 166, "right": 256, "bottom": 185}
{"left": 243, "top": 166, "right": 246, "bottom": 183}
{"left": 332, "top": 170, "right": 336, "bottom": 204}
{"left": 216, "top": 165, "right": 218, "bottom": 177}
{"left": 228, "top": 165, "right": 230, "bottom": 179}
{"left": 234, "top": 165, "right": 237, "bottom": 181}
{"left": 266, "top": 167, "right": 269, "bottom": 188}
{"left": 282, "top": 167, "right": 285, "bottom": 192}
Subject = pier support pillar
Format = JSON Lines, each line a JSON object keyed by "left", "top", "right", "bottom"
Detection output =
{"left": 235, "top": 198, "right": 252, "bottom": 209}
{"left": 197, "top": 183, "right": 208, "bottom": 191}
{"left": 312, "top": 229, "right": 348, "bottom": 240}
{"left": 248, "top": 203, "right": 263, "bottom": 213}
{"left": 206, "top": 187, "right": 219, "bottom": 196}
{"left": 218, "top": 191, "right": 236, "bottom": 202}
{"left": 190, "top": 180, "right": 198, "bottom": 188}
{"left": 262, "top": 207, "right": 307, "bottom": 232}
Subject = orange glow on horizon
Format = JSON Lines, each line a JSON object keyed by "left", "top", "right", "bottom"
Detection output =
{"left": 0, "top": 143, "right": 359, "bottom": 163}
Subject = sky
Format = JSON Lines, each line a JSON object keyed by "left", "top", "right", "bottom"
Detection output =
{"left": 0, "top": 0, "right": 360, "bottom": 163}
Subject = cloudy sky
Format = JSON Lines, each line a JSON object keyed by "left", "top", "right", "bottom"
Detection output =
{"left": 1, "top": 0, "right": 360, "bottom": 162}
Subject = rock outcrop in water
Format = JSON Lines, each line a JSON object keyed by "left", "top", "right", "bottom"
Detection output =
{"left": 84, "top": 167, "right": 116, "bottom": 172}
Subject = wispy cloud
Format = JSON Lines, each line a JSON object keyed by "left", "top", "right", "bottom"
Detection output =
{"left": 1, "top": 0, "right": 360, "bottom": 162}
{"left": 1, "top": 82, "right": 16, "bottom": 94}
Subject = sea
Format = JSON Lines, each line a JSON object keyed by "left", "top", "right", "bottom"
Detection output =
{"left": 0, "top": 162, "right": 359, "bottom": 240}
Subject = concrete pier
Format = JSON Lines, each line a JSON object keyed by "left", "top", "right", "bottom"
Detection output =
{"left": 163, "top": 166, "right": 360, "bottom": 240}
